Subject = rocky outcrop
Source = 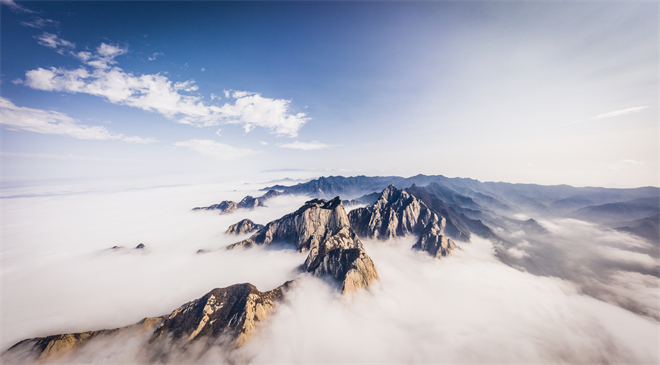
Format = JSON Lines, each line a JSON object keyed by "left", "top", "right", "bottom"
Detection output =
{"left": 225, "top": 219, "right": 264, "bottom": 235}
{"left": 348, "top": 185, "right": 438, "bottom": 240}
{"left": 3, "top": 282, "right": 292, "bottom": 362}
{"left": 3, "top": 317, "right": 163, "bottom": 362}
{"left": 228, "top": 197, "right": 379, "bottom": 294}
{"left": 412, "top": 220, "right": 457, "bottom": 258}
{"left": 192, "top": 190, "right": 287, "bottom": 214}
{"left": 150, "top": 282, "right": 293, "bottom": 348}
{"left": 348, "top": 185, "right": 458, "bottom": 258}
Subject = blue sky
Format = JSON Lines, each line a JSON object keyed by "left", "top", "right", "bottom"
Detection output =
{"left": 1, "top": 1, "right": 657, "bottom": 187}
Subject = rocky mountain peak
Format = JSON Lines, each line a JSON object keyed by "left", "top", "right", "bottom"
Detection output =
{"left": 348, "top": 185, "right": 458, "bottom": 258}
{"left": 348, "top": 185, "right": 439, "bottom": 240}
{"left": 226, "top": 219, "right": 264, "bottom": 235}
{"left": 228, "top": 197, "right": 378, "bottom": 294}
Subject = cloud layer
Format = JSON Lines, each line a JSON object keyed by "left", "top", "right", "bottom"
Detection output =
{"left": 0, "top": 97, "right": 155, "bottom": 143}
{"left": 21, "top": 38, "right": 310, "bottom": 137}
{"left": 1, "top": 181, "right": 657, "bottom": 363}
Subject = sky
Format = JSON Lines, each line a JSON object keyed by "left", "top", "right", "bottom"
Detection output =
{"left": 1, "top": 0, "right": 658, "bottom": 188}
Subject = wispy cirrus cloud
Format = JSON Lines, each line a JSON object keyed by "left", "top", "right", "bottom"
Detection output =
{"left": 35, "top": 32, "right": 75, "bottom": 50}
{"left": 21, "top": 39, "right": 310, "bottom": 137}
{"left": 592, "top": 106, "right": 649, "bottom": 120}
{"left": 20, "top": 17, "right": 59, "bottom": 29}
{"left": 0, "top": 97, "right": 156, "bottom": 144}
{"left": 277, "top": 141, "right": 334, "bottom": 150}
{"left": 0, "top": 0, "right": 35, "bottom": 13}
{"left": 173, "top": 139, "right": 258, "bottom": 160}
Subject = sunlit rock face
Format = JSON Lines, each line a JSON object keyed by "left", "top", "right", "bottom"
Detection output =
{"left": 412, "top": 219, "right": 457, "bottom": 258}
{"left": 3, "top": 317, "right": 163, "bottom": 362}
{"left": 225, "top": 219, "right": 265, "bottom": 235}
{"left": 348, "top": 185, "right": 438, "bottom": 240}
{"left": 349, "top": 185, "right": 458, "bottom": 258}
{"left": 228, "top": 197, "right": 379, "bottom": 293}
{"left": 3, "top": 283, "right": 293, "bottom": 362}
{"left": 150, "top": 282, "right": 293, "bottom": 349}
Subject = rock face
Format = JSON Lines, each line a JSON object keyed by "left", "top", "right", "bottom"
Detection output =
{"left": 3, "top": 317, "right": 163, "bottom": 362}
{"left": 192, "top": 190, "right": 286, "bottom": 214}
{"left": 228, "top": 197, "right": 379, "bottom": 293}
{"left": 412, "top": 220, "right": 457, "bottom": 258}
{"left": 348, "top": 185, "right": 438, "bottom": 239}
{"left": 150, "top": 282, "right": 293, "bottom": 348}
{"left": 225, "top": 219, "right": 265, "bottom": 235}
{"left": 3, "top": 283, "right": 291, "bottom": 362}
{"left": 348, "top": 185, "right": 458, "bottom": 258}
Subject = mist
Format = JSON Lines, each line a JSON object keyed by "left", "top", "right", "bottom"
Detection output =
{"left": 2, "top": 180, "right": 658, "bottom": 363}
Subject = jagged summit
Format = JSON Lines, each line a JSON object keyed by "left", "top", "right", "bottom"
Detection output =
{"left": 348, "top": 185, "right": 458, "bottom": 258}
{"left": 348, "top": 184, "right": 438, "bottom": 240}
{"left": 193, "top": 190, "right": 287, "bottom": 214}
{"left": 226, "top": 219, "right": 264, "bottom": 235}
{"left": 3, "top": 282, "right": 293, "bottom": 362}
{"left": 228, "top": 196, "right": 379, "bottom": 294}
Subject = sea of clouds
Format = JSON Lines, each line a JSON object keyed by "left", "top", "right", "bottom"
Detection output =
{"left": 2, "top": 179, "right": 657, "bottom": 363}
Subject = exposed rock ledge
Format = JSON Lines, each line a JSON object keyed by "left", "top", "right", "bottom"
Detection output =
{"left": 3, "top": 282, "right": 293, "bottom": 362}
{"left": 227, "top": 197, "right": 379, "bottom": 294}
{"left": 348, "top": 185, "right": 458, "bottom": 258}
{"left": 225, "top": 219, "right": 264, "bottom": 235}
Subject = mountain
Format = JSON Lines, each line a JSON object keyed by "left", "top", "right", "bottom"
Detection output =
{"left": 262, "top": 175, "right": 659, "bottom": 217}
{"left": 225, "top": 219, "right": 264, "bottom": 235}
{"left": 347, "top": 185, "right": 438, "bottom": 240}
{"left": 404, "top": 184, "right": 472, "bottom": 241}
{"left": 570, "top": 197, "right": 660, "bottom": 224}
{"left": 193, "top": 190, "right": 287, "bottom": 214}
{"left": 4, "top": 282, "right": 294, "bottom": 362}
{"left": 3, "top": 317, "right": 164, "bottom": 363}
{"left": 347, "top": 185, "right": 459, "bottom": 258}
{"left": 227, "top": 197, "right": 379, "bottom": 294}
{"left": 412, "top": 219, "right": 458, "bottom": 258}
{"left": 614, "top": 214, "right": 659, "bottom": 243}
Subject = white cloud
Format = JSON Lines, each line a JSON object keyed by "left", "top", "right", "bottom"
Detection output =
{"left": 11, "top": 79, "right": 23, "bottom": 85}
{"left": 173, "top": 139, "right": 258, "bottom": 160}
{"left": 35, "top": 32, "right": 75, "bottom": 49}
{"left": 0, "top": 0, "right": 35, "bottom": 13}
{"left": 21, "top": 42, "right": 310, "bottom": 137}
{"left": 231, "top": 90, "right": 256, "bottom": 98}
{"left": 592, "top": 106, "right": 649, "bottom": 120}
{"left": 201, "top": 67, "right": 205, "bottom": 72}
{"left": 0, "top": 97, "right": 156, "bottom": 143}
{"left": 210, "top": 93, "right": 218, "bottom": 100}
{"left": 260, "top": 141, "right": 268, "bottom": 145}
{"left": 20, "top": 17, "right": 59, "bottom": 29}
{"left": 148, "top": 52, "right": 163, "bottom": 61}
{"left": 277, "top": 141, "right": 334, "bottom": 150}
